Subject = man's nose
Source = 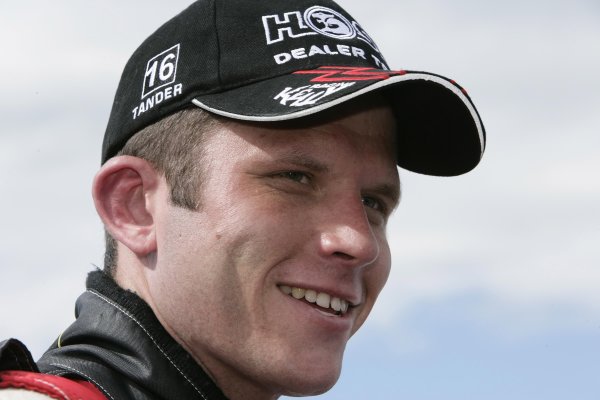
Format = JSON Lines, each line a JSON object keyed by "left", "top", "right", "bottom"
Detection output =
{"left": 317, "top": 198, "right": 380, "bottom": 267}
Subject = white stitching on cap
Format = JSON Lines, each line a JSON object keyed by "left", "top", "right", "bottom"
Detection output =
{"left": 86, "top": 290, "right": 208, "bottom": 400}
{"left": 49, "top": 363, "right": 115, "bottom": 400}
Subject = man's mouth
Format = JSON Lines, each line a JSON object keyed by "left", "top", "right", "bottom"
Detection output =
{"left": 278, "top": 285, "right": 351, "bottom": 316}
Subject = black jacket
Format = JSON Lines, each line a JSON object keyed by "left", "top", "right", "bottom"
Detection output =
{"left": 5, "top": 271, "right": 229, "bottom": 400}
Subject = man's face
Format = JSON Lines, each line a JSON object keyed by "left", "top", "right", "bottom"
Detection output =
{"left": 145, "top": 102, "right": 399, "bottom": 398}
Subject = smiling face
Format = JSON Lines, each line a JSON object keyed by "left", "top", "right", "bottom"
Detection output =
{"left": 143, "top": 101, "right": 399, "bottom": 399}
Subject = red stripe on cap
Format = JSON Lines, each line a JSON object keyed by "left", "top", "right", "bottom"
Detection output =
{"left": 450, "top": 79, "right": 469, "bottom": 95}
{"left": 294, "top": 66, "right": 407, "bottom": 82}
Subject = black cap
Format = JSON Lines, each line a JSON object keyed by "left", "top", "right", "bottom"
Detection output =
{"left": 103, "top": 0, "right": 486, "bottom": 176}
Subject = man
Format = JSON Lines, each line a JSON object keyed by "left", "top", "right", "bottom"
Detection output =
{"left": 0, "top": 0, "right": 485, "bottom": 399}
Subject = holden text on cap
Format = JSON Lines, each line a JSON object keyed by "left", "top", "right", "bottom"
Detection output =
{"left": 262, "top": 6, "right": 388, "bottom": 69}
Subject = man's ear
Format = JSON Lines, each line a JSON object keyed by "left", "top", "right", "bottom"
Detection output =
{"left": 92, "top": 156, "right": 162, "bottom": 257}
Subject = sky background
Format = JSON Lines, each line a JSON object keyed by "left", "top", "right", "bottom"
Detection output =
{"left": 1, "top": 1, "right": 599, "bottom": 399}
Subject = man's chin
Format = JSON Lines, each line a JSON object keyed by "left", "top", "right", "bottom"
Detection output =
{"left": 278, "top": 375, "right": 340, "bottom": 398}
{"left": 270, "top": 359, "right": 343, "bottom": 398}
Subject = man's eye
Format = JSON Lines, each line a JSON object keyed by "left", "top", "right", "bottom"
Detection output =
{"left": 362, "top": 196, "right": 385, "bottom": 213}
{"left": 277, "top": 171, "right": 311, "bottom": 184}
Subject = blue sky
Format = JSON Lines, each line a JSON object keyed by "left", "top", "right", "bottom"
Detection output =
{"left": 1, "top": 1, "right": 599, "bottom": 399}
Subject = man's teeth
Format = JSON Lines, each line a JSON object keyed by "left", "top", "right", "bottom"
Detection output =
{"left": 279, "top": 285, "right": 349, "bottom": 314}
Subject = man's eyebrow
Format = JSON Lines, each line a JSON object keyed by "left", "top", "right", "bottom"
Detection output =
{"left": 272, "top": 153, "right": 330, "bottom": 173}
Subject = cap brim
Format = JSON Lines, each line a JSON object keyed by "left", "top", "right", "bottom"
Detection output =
{"left": 191, "top": 68, "right": 486, "bottom": 177}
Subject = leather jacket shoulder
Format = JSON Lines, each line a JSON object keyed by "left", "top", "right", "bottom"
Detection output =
{"left": 33, "top": 271, "right": 228, "bottom": 400}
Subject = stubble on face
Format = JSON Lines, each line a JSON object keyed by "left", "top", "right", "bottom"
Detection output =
{"left": 145, "top": 97, "right": 399, "bottom": 399}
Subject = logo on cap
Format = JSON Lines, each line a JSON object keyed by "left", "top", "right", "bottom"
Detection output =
{"left": 262, "top": 6, "right": 381, "bottom": 53}
{"left": 294, "top": 66, "right": 407, "bottom": 82}
{"left": 142, "top": 44, "right": 180, "bottom": 99}
{"left": 304, "top": 6, "right": 354, "bottom": 39}
{"left": 132, "top": 44, "right": 183, "bottom": 120}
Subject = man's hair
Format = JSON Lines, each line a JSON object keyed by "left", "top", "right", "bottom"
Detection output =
{"left": 103, "top": 108, "right": 225, "bottom": 277}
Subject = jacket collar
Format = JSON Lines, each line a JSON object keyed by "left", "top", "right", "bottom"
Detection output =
{"left": 38, "top": 271, "right": 229, "bottom": 400}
